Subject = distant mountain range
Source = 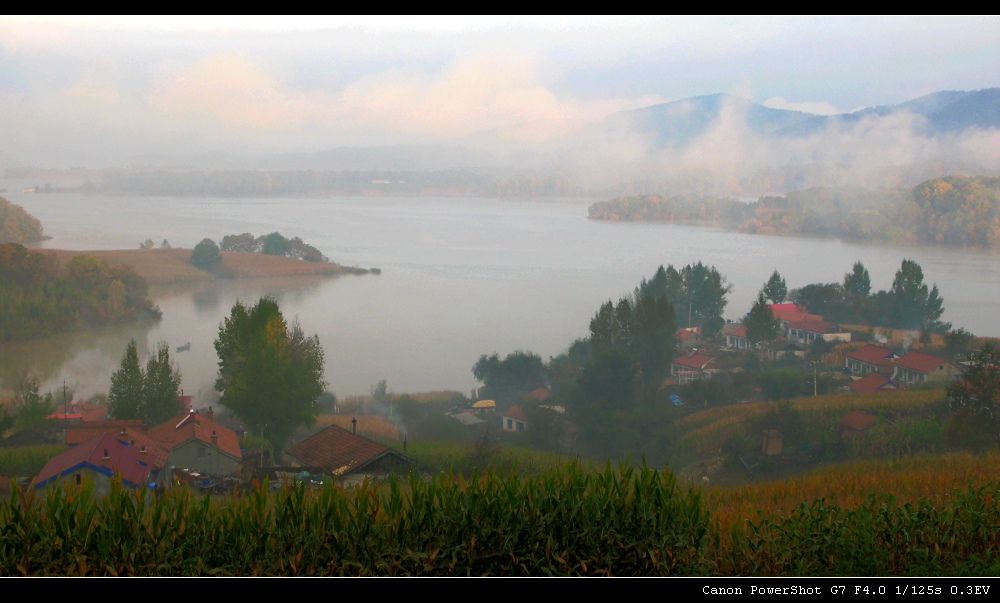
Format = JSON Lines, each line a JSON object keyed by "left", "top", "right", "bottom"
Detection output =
{"left": 604, "top": 88, "right": 1000, "bottom": 147}
{"left": 121, "top": 88, "right": 998, "bottom": 176}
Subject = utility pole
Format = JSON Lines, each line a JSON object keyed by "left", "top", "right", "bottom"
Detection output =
{"left": 813, "top": 362, "right": 818, "bottom": 397}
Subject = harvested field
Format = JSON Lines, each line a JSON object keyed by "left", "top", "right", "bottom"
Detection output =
{"left": 38, "top": 248, "right": 372, "bottom": 285}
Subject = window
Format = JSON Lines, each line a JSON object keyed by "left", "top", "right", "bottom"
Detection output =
{"left": 197, "top": 447, "right": 206, "bottom": 458}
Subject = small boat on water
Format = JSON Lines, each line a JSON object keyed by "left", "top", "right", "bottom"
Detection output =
{"left": 176, "top": 342, "right": 191, "bottom": 353}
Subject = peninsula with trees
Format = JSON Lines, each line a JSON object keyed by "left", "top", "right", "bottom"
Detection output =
{"left": 588, "top": 175, "right": 1000, "bottom": 248}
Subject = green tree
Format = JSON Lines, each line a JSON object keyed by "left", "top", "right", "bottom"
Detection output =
{"left": 261, "top": 232, "right": 289, "bottom": 256}
{"left": 12, "top": 373, "right": 54, "bottom": 431}
{"left": 191, "top": 238, "right": 222, "bottom": 271}
{"left": 472, "top": 350, "right": 547, "bottom": 403}
{"left": 888, "top": 259, "right": 948, "bottom": 331}
{"left": 946, "top": 344, "right": 1000, "bottom": 450}
{"left": 108, "top": 339, "right": 145, "bottom": 420}
{"left": 843, "top": 261, "right": 872, "bottom": 297}
{"left": 214, "top": 297, "right": 325, "bottom": 452}
{"left": 762, "top": 270, "right": 787, "bottom": 304}
{"left": 143, "top": 341, "right": 182, "bottom": 425}
{"left": 745, "top": 292, "right": 781, "bottom": 346}
{"left": 637, "top": 263, "right": 730, "bottom": 335}
{"left": 680, "top": 262, "right": 731, "bottom": 335}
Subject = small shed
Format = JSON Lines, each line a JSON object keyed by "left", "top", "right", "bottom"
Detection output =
{"left": 760, "top": 429, "right": 783, "bottom": 456}
{"left": 839, "top": 410, "right": 878, "bottom": 439}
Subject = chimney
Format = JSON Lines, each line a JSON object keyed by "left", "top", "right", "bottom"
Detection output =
{"left": 140, "top": 445, "right": 146, "bottom": 458}
{"left": 211, "top": 430, "right": 218, "bottom": 446}
{"left": 102, "top": 448, "right": 110, "bottom": 460}
{"left": 351, "top": 417, "right": 357, "bottom": 434}
{"left": 206, "top": 405, "right": 214, "bottom": 420}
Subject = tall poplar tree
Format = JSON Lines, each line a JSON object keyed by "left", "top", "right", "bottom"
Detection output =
{"left": 143, "top": 341, "right": 182, "bottom": 425}
{"left": 108, "top": 339, "right": 144, "bottom": 420}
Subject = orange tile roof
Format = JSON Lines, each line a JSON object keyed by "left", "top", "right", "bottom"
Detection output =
{"left": 72, "top": 402, "right": 109, "bottom": 422}
{"left": 66, "top": 420, "right": 146, "bottom": 446}
{"left": 840, "top": 410, "right": 878, "bottom": 431}
{"left": 787, "top": 318, "right": 838, "bottom": 333}
{"left": 848, "top": 373, "right": 898, "bottom": 394}
{"left": 768, "top": 303, "right": 823, "bottom": 323}
{"left": 672, "top": 353, "right": 715, "bottom": 370}
{"left": 503, "top": 404, "right": 528, "bottom": 422}
{"left": 525, "top": 387, "right": 551, "bottom": 402}
{"left": 285, "top": 424, "right": 406, "bottom": 476}
{"left": 146, "top": 410, "right": 242, "bottom": 461}
{"left": 728, "top": 325, "right": 747, "bottom": 338}
{"left": 894, "top": 351, "right": 950, "bottom": 374}
{"left": 846, "top": 344, "right": 897, "bottom": 367}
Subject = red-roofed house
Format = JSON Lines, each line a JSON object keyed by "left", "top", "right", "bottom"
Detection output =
{"left": 848, "top": 372, "right": 899, "bottom": 394}
{"left": 785, "top": 318, "right": 852, "bottom": 345}
{"left": 839, "top": 410, "right": 878, "bottom": 439}
{"left": 671, "top": 351, "right": 717, "bottom": 384}
{"left": 725, "top": 325, "right": 750, "bottom": 350}
{"left": 33, "top": 432, "right": 164, "bottom": 495}
{"left": 502, "top": 405, "right": 528, "bottom": 432}
{"left": 71, "top": 400, "right": 109, "bottom": 422}
{"left": 845, "top": 344, "right": 898, "bottom": 376}
{"left": 66, "top": 420, "right": 146, "bottom": 446}
{"left": 524, "top": 387, "right": 551, "bottom": 403}
{"left": 285, "top": 424, "right": 415, "bottom": 486}
{"left": 146, "top": 410, "right": 242, "bottom": 476}
{"left": 768, "top": 303, "right": 823, "bottom": 328}
{"left": 891, "top": 351, "right": 960, "bottom": 384}
{"left": 676, "top": 327, "right": 706, "bottom": 347}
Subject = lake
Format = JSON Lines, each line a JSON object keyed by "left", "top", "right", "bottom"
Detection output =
{"left": 3, "top": 185, "right": 999, "bottom": 401}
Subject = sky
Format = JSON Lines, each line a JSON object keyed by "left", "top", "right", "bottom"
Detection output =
{"left": 0, "top": 15, "right": 997, "bottom": 167}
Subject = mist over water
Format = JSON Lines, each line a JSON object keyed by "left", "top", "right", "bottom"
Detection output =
{"left": 5, "top": 188, "right": 1000, "bottom": 401}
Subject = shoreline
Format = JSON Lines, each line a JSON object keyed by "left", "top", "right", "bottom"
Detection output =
{"left": 36, "top": 248, "right": 378, "bottom": 286}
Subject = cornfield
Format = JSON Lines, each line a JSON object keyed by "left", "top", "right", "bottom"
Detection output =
{"left": 0, "top": 462, "right": 709, "bottom": 576}
{"left": 4, "top": 456, "right": 1000, "bottom": 575}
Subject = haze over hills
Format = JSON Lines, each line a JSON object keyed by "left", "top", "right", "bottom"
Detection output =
{"left": 11, "top": 88, "right": 997, "bottom": 198}
{"left": 119, "top": 88, "right": 999, "bottom": 172}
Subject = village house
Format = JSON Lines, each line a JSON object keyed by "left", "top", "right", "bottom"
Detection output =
{"left": 285, "top": 423, "right": 416, "bottom": 487}
{"left": 767, "top": 303, "right": 823, "bottom": 329}
{"left": 33, "top": 432, "right": 164, "bottom": 495}
{"left": 848, "top": 372, "right": 899, "bottom": 394}
{"left": 524, "top": 387, "right": 551, "bottom": 404}
{"left": 725, "top": 325, "right": 750, "bottom": 350}
{"left": 470, "top": 399, "right": 496, "bottom": 415}
{"left": 845, "top": 344, "right": 899, "bottom": 376}
{"left": 891, "top": 351, "right": 961, "bottom": 384}
{"left": 784, "top": 318, "right": 852, "bottom": 346}
{"left": 839, "top": 410, "right": 878, "bottom": 439}
{"left": 146, "top": 408, "right": 242, "bottom": 476}
{"left": 502, "top": 405, "right": 528, "bottom": 432}
{"left": 671, "top": 351, "right": 717, "bottom": 384}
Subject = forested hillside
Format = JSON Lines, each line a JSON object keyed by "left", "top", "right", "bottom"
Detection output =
{"left": 589, "top": 176, "right": 1000, "bottom": 247}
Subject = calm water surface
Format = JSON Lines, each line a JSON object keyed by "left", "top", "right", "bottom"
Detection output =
{"left": 3, "top": 185, "right": 999, "bottom": 400}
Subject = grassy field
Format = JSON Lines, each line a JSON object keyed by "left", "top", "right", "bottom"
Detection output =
{"left": 39, "top": 248, "right": 372, "bottom": 285}
{"left": 673, "top": 389, "right": 946, "bottom": 461}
